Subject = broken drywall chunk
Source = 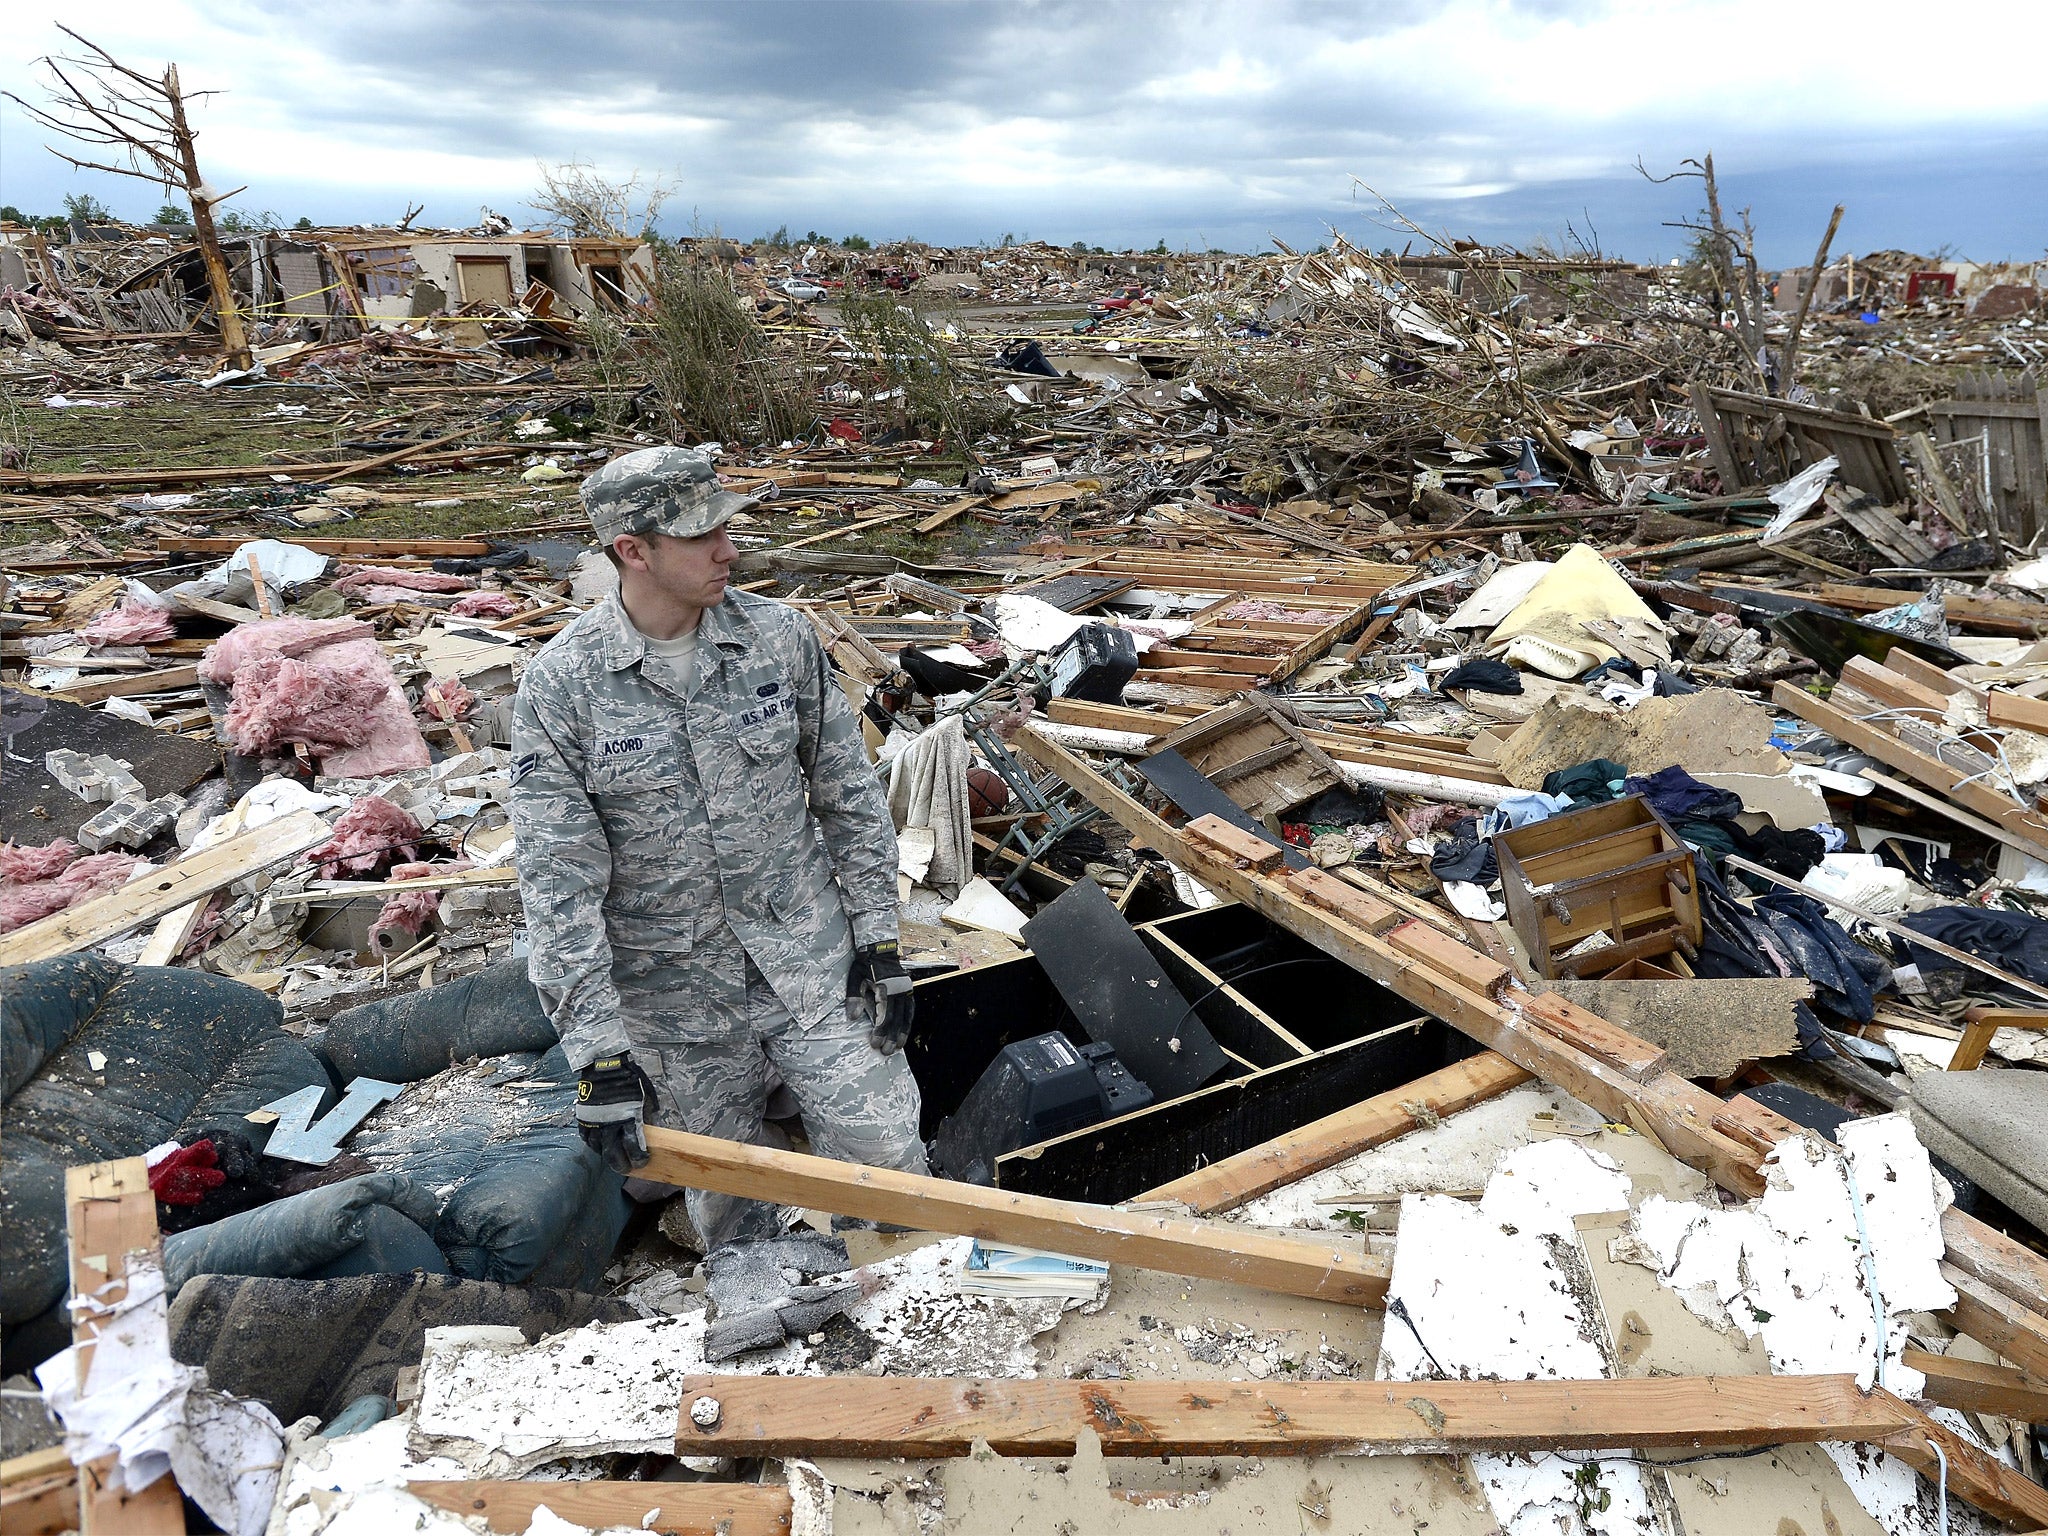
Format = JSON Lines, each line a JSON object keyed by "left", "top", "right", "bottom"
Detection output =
{"left": 1493, "top": 689, "right": 1788, "bottom": 790}
{"left": 1548, "top": 978, "right": 1808, "bottom": 1078}
{"left": 940, "top": 876, "right": 1030, "bottom": 940}
{"left": 1624, "top": 1117, "right": 1953, "bottom": 1395}
{"left": 1694, "top": 770, "right": 1828, "bottom": 829}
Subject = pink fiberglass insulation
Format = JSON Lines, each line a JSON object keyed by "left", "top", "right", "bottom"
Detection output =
{"left": 368, "top": 857, "right": 472, "bottom": 952}
{"left": 0, "top": 839, "right": 81, "bottom": 886}
{"left": 449, "top": 591, "right": 522, "bottom": 619}
{"left": 335, "top": 582, "right": 469, "bottom": 607}
{"left": 80, "top": 596, "right": 177, "bottom": 647}
{"left": 201, "top": 617, "right": 429, "bottom": 777}
{"left": 0, "top": 851, "right": 149, "bottom": 934}
{"left": 420, "top": 677, "right": 477, "bottom": 720}
{"left": 331, "top": 566, "right": 474, "bottom": 596}
{"left": 306, "top": 794, "right": 425, "bottom": 880}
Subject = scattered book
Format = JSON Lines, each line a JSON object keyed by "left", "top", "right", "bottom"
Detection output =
{"left": 959, "top": 1239, "right": 1109, "bottom": 1300}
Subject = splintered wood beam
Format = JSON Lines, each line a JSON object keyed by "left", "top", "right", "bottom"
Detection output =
{"left": 406, "top": 1481, "right": 792, "bottom": 1535}
{"left": 1139, "top": 1052, "right": 1531, "bottom": 1214}
{"left": 638, "top": 1126, "right": 1388, "bottom": 1306}
{"left": 1879, "top": 1390, "right": 2048, "bottom": 1530}
{"left": 674, "top": 1374, "right": 1910, "bottom": 1459}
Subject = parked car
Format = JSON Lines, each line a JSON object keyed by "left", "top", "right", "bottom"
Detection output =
{"left": 775, "top": 278, "right": 827, "bottom": 302}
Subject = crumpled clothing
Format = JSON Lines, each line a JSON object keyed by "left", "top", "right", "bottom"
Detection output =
{"left": 1692, "top": 863, "right": 1881, "bottom": 1031}
{"left": 1438, "top": 656, "right": 1522, "bottom": 695}
{"left": 1429, "top": 830, "right": 1497, "bottom": 886}
{"left": 149, "top": 1141, "right": 227, "bottom": 1207}
{"left": 1478, "top": 791, "right": 1573, "bottom": 839}
{"left": 1541, "top": 758, "right": 1628, "bottom": 805}
{"left": 1900, "top": 906, "right": 2048, "bottom": 1003}
{"left": 1625, "top": 765, "right": 1743, "bottom": 824}
{"left": 886, "top": 716, "right": 974, "bottom": 895}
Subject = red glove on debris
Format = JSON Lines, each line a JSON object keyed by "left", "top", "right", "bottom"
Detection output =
{"left": 149, "top": 1140, "right": 226, "bottom": 1206}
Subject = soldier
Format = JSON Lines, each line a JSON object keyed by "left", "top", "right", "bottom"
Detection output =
{"left": 509, "top": 445, "right": 924, "bottom": 1250}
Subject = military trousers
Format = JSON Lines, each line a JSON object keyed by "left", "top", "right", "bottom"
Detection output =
{"left": 636, "top": 955, "right": 927, "bottom": 1251}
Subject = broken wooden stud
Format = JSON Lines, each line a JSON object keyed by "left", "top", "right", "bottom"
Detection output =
{"left": 1182, "top": 813, "right": 1285, "bottom": 871}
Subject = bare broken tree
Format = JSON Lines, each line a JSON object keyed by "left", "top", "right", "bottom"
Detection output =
{"left": 1640, "top": 153, "right": 1843, "bottom": 398}
{"left": 529, "top": 161, "right": 676, "bottom": 241}
{"left": 6, "top": 27, "right": 252, "bottom": 370}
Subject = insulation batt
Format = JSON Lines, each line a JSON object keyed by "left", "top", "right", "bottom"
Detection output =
{"left": 420, "top": 677, "right": 477, "bottom": 720}
{"left": 307, "top": 795, "right": 426, "bottom": 880}
{"left": 0, "top": 849, "right": 149, "bottom": 933}
{"left": 368, "top": 858, "right": 472, "bottom": 951}
{"left": 79, "top": 596, "right": 178, "bottom": 647}
{"left": 330, "top": 567, "right": 474, "bottom": 596}
{"left": 448, "top": 591, "right": 521, "bottom": 620}
{"left": 0, "top": 838, "right": 83, "bottom": 885}
{"left": 200, "top": 618, "right": 430, "bottom": 777}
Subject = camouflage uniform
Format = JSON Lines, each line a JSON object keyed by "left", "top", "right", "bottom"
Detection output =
{"left": 510, "top": 449, "right": 925, "bottom": 1248}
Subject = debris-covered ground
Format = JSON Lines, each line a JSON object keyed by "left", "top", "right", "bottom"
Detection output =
{"left": 3, "top": 222, "right": 2045, "bottom": 1535}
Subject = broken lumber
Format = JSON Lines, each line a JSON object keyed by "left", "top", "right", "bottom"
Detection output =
{"left": 638, "top": 1126, "right": 1389, "bottom": 1306}
{"left": 1879, "top": 1392, "right": 2048, "bottom": 1529}
{"left": 0, "top": 808, "right": 330, "bottom": 967}
{"left": 1773, "top": 681, "right": 2048, "bottom": 863}
{"left": 48, "top": 663, "right": 203, "bottom": 706}
{"left": 1014, "top": 725, "right": 1768, "bottom": 1197}
{"left": 1898, "top": 1349, "right": 2048, "bottom": 1423}
{"left": 407, "top": 1481, "right": 792, "bottom": 1535}
{"left": 673, "top": 1374, "right": 1910, "bottom": 1459}
{"left": 1139, "top": 1051, "right": 1531, "bottom": 1213}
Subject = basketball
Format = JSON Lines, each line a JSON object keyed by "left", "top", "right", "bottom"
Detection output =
{"left": 966, "top": 766, "right": 1010, "bottom": 817}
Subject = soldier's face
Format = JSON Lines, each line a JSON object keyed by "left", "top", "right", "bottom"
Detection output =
{"left": 615, "top": 525, "right": 738, "bottom": 609}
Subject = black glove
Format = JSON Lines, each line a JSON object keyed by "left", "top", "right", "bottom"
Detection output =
{"left": 850, "top": 939, "right": 915, "bottom": 1055}
{"left": 576, "top": 1052, "right": 657, "bottom": 1175}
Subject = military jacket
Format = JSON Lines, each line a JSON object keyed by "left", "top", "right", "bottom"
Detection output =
{"left": 509, "top": 589, "right": 898, "bottom": 1068}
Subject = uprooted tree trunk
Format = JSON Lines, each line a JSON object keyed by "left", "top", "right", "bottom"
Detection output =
{"left": 6, "top": 27, "right": 252, "bottom": 370}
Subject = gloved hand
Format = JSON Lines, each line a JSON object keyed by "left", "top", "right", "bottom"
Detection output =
{"left": 850, "top": 939, "right": 916, "bottom": 1055}
{"left": 576, "top": 1052, "right": 657, "bottom": 1174}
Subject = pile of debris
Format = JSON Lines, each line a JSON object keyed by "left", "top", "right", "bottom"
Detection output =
{"left": 2, "top": 219, "right": 2045, "bottom": 1536}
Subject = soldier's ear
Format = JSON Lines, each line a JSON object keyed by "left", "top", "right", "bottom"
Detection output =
{"left": 613, "top": 533, "right": 654, "bottom": 571}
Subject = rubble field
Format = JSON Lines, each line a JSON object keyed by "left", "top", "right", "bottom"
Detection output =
{"left": 2, "top": 221, "right": 2046, "bottom": 1536}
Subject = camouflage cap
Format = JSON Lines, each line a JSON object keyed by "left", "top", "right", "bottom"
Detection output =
{"left": 581, "top": 446, "right": 756, "bottom": 545}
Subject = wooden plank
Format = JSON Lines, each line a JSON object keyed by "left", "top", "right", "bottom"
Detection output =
{"left": 1773, "top": 682, "right": 2048, "bottom": 864}
{"left": 1183, "top": 813, "right": 1285, "bottom": 871}
{"left": 0, "top": 808, "right": 331, "bottom": 967}
{"left": 674, "top": 1374, "right": 1910, "bottom": 1459}
{"left": 1013, "top": 725, "right": 1770, "bottom": 1199}
{"left": 1385, "top": 918, "right": 1511, "bottom": 998}
{"left": 66, "top": 1159, "right": 185, "bottom": 1534}
{"left": 1899, "top": 1349, "right": 2048, "bottom": 1422}
{"left": 912, "top": 495, "right": 987, "bottom": 535}
{"left": 1940, "top": 1205, "right": 2048, "bottom": 1316}
{"left": 1518, "top": 992, "right": 1669, "bottom": 1081}
{"left": 1138, "top": 1051, "right": 1531, "bottom": 1213}
{"left": 47, "top": 663, "right": 203, "bottom": 706}
{"left": 1944, "top": 1264, "right": 2048, "bottom": 1380}
{"left": 638, "top": 1126, "right": 1390, "bottom": 1306}
{"left": 1282, "top": 865, "right": 1402, "bottom": 935}
{"left": 407, "top": 1481, "right": 792, "bottom": 1535}
{"left": 1881, "top": 647, "right": 1968, "bottom": 696}
{"left": 1987, "top": 691, "right": 2048, "bottom": 735}
{"left": 0, "top": 1466, "right": 77, "bottom": 1536}
{"left": 1839, "top": 656, "right": 1950, "bottom": 716}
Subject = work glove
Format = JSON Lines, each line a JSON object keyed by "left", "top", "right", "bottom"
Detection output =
{"left": 576, "top": 1052, "right": 657, "bottom": 1175}
{"left": 850, "top": 939, "right": 916, "bottom": 1055}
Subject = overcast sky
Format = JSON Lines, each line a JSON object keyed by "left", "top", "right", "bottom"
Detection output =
{"left": 4, "top": 0, "right": 2044, "bottom": 265}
